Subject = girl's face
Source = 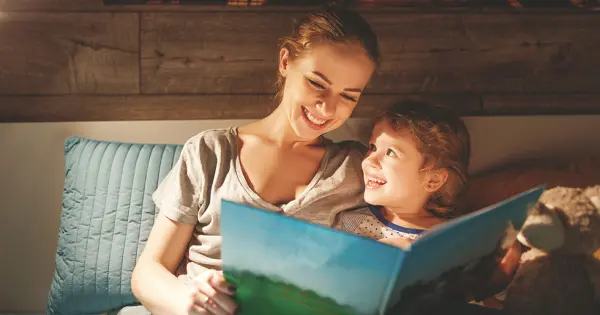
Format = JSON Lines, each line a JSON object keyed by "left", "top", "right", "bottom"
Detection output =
{"left": 278, "top": 43, "right": 375, "bottom": 141}
{"left": 362, "top": 119, "right": 443, "bottom": 214}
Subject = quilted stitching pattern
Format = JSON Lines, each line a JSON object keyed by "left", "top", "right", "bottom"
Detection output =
{"left": 47, "top": 137, "right": 183, "bottom": 315}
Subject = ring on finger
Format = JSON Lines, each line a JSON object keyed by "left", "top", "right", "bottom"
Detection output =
{"left": 192, "top": 288, "right": 210, "bottom": 307}
{"left": 200, "top": 292, "right": 210, "bottom": 306}
{"left": 198, "top": 293, "right": 221, "bottom": 314}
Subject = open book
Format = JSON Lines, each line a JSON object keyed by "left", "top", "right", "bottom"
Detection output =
{"left": 220, "top": 185, "right": 545, "bottom": 315}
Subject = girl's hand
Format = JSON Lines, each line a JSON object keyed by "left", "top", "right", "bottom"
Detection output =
{"left": 378, "top": 236, "right": 415, "bottom": 250}
{"left": 185, "top": 270, "right": 238, "bottom": 315}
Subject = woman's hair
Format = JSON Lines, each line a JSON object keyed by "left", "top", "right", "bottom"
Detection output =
{"left": 379, "top": 100, "right": 472, "bottom": 219}
{"left": 276, "top": 4, "right": 380, "bottom": 91}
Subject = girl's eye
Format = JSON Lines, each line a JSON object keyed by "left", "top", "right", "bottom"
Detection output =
{"left": 307, "top": 78, "right": 325, "bottom": 89}
{"left": 341, "top": 94, "right": 357, "bottom": 102}
{"left": 386, "top": 149, "right": 397, "bottom": 157}
{"left": 368, "top": 143, "right": 376, "bottom": 152}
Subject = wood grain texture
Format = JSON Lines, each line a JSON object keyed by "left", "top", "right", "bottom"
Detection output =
{"left": 353, "top": 94, "right": 481, "bottom": 117}
{"left": 0, "top": 0, "right": 106, "bottom": 11}
{"left": 0, "top": 0, "right": 471, "bottom": 12}
{"left": 372, "top": 13, "right": 600, "bottom": 93}
{"left": 483, "top": 94, "right": 600, "bottom": 114}
{"left": 0, "top": 0, "right": 477, "bottom": 12}
{"left": 141, "top": 12, "right": 600, "bottom": 94}
{"left": 0, "top": 95, "right": 272, "bottom": 122}
{"left": 2, "top": 0, "right": 598, "bottom": 12}
{"left": 0, "top": 12, "right": 138, "bottom": 94}
{"left": 7, "top": 93, "right": 598, "bottom": 122}
{"left": 0, "top": 94, "right": 480, "bottom": 122}
{"left": 140, "top": 12, "right": 288, "bottom": 94}
{"left": 2, "top": 8, "right": 600, "bottom": 122}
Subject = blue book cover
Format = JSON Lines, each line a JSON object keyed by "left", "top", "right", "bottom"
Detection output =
{"left": 220, "top": 185, "right": 545, "bottom": 315}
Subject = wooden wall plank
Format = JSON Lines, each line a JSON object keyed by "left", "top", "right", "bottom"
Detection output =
{"left": 0, "top": 1, "right": 467, "bottom": 12}
{"left": 7, "top": 93, "right": 599, "bottom": 122}
{"left": 0, "top": 94, "right": 480, "bottom": 122}
{"left": 0, "top": 0, "right": 479, "bottom": 12}
{"left": 141, "top": 12, "right": 600, "bottom": 94}
{"left": 483, "top": 94, "right": 600, "bottom": 115}
{"left": 0, "top": 0, "right": 269, "bottom": 12}
{"left": 353, "top": 94, "right": 481, "bottom": 117}
{"left": 140, "top": 12, "right": 288, "bottom": 94}
{"left": 0, "top": 12, "right": 139, "bottom": 94}
{"left": 0, "top": 0, "right": 466, "bottom": 12}
{"left": 1, "top": 8, "right": 600, "bottom": 122}
{"left": 0, "top": 0, "right": 105, "bottom": 11}
{"left": 3, "top": 0, "right": 599, "bottom": 13}
{"left": 0, "top": 95, "right": 271, "bottom": 122}
{"left": 373, "top": 14, "right": 600, "bottom": 93}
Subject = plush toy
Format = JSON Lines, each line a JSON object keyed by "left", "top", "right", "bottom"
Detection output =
{"left": 501, "top": 185, "right": 600, "bottom": 315}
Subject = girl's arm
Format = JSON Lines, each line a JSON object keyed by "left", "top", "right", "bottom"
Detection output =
{"left": 131, "top": 215, "right": 237, "bottom": 315}
{"left": 469, "top": 240, "right": 528, "bottom": 307}
{"left": 378, "top": 236, "right": 415, "bottom": 250}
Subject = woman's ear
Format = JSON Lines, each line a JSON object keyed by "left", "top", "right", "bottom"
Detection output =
{"left": 279, "top": 48, "right": 290, "bottom": 78}
{"left": 424, "top": 168, "right": 449, "bottom": 193}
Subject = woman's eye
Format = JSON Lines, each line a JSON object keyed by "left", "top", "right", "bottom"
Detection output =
{"left": 386, "top": 149, "right": 397, "bottom": 157}
{"left": 368, "top": 144, "right": 376, "bottom": 152}
{"left": 307, "top": 78, "right": 325, "bottom": 89}
{"left": 341, "top": 94, "right": 357, "bottom": 102}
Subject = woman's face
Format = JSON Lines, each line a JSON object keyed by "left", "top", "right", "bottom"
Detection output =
{"left": 278, "top": 43, "right": 376, "bottom": 141}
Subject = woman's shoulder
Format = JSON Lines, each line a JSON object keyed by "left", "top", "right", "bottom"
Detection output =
{"left": 175, "top": 128, "right": 239, "bottom": 167}
{"left": 326, "top": 138, "right": 367, "bottom": 159}
{"left": 318, "top": 139, "right": 366, "bottom": 180}
{"left": 183, "top": 127, "right": 237, "bottom": 150}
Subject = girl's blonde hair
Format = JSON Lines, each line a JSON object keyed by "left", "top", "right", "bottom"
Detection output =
{"left": 380, "top": 100, "right": 472, "bottom": 219}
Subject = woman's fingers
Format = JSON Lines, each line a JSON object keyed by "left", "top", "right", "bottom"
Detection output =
{"left": 192, "top": 271, "right": 238, "bottom": 315}
{"left": 209, "top": 271, "right": 236, "bottom": 295}
{"left": 188, "top": 285, "right": 230, "bottom": 315}
{"left": 188, "top": 302, "right": 209, "bottom": 315}
{"left": 186, "top": 288, "right": 211, "bottom": 315}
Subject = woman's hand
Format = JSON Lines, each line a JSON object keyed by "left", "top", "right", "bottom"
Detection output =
{"left": 185, "top": 270, "right": 238, "bottom": 315}
{"left": 378, "top": 236, "right": 415, "bottom": 250}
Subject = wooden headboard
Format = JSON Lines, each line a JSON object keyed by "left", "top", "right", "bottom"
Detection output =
{"left": 1, "top": 1, "right": 599, "bottom": 122}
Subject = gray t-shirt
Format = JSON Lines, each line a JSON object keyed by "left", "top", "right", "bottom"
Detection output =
{"left": 152, "top": 127, "right": 367, "bottom": 282}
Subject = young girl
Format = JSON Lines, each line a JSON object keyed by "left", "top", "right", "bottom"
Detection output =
{"left": 129, "top": 5, "right": 380, "bottom": 315}
{"left": 336, "top": 100, "right": 521, "bottom": 313}
{"left": 336, "top": 100, "right": 471, "bottom": 247}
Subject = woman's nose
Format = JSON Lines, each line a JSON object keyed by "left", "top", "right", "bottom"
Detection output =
{"left": 316, "top": 96, "right": 338, "bottom": 118}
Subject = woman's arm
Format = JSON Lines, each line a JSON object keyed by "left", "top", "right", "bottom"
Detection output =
{"left": 131, "top": 215, "right": 194, "bottom": 315}
{"left": 131, "top": 215, "right": 236, "bottom": 315}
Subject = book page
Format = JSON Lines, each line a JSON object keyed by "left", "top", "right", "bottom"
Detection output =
{"left": 220, "top": 200, "right": 407, "bottom": 315}
{"left": 384, "top": 185, "right": 545, "bottom": 313}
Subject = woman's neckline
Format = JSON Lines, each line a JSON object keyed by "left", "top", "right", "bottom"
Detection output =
{"left": 230, "top": 126, "right": 332, "bottom": 211}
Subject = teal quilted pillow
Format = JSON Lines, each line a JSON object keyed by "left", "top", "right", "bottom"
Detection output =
{"left": 47, "top": 136, "right": 183, "bottom": 315}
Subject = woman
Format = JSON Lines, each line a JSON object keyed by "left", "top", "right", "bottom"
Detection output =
{"left": 130, "top": 5, "right": 380, "bottom": 315}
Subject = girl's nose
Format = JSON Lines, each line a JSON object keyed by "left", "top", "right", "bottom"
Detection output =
{"left": 363, "top": 152, "right": 382, "bottom": 169}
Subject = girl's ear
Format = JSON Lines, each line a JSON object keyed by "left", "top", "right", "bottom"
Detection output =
{"left": 424, "top": 168, "right": 449, "bottom": 193}
{"left": 279, "top": 48, "right": 290, "bottom": 78}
